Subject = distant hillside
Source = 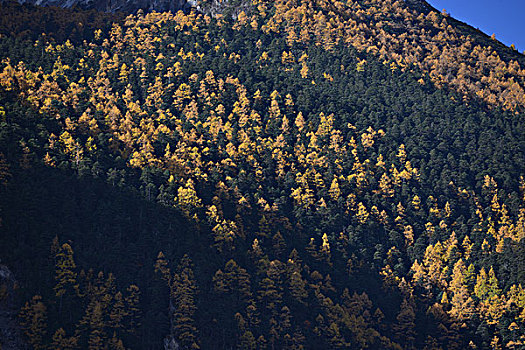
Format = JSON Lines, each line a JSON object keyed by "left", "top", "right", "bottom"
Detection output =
{"left": 1, "top": 1, "right": 525, "bottom": 349}
{"left": 417, "top": 0, "right": 525, "bottom": 67}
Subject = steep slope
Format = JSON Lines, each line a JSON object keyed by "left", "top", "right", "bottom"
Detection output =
{"left": 1, "top": 1, "right": 525, "bottom": 349}
{"left": 7, "top": 0, "right": 525, "bottom": 111}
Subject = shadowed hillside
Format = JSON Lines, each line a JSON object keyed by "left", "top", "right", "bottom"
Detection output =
{"left": 1, "top": 1, "right": 525, "bottom": 349}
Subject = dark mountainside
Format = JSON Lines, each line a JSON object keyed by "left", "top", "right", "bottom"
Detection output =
{"left": 12, "top": 0, "right": 195, "bottom": 13}
{"left": 1, "top": 0, "right": 525, "bottom": 349}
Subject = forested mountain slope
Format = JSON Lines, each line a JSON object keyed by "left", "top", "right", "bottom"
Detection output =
{"left": 5, "top": 0, "right": 194, "bottom": 13}
{"left": 1, "top": 0, "right": 525, "bottom": 349}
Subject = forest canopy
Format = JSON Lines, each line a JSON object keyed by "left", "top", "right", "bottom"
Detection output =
{"left": 1, "top": 0, "right": 525, "bottom": 349}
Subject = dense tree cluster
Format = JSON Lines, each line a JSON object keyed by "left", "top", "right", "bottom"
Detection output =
{"left": 255, "top": 0, "right": 525, "bottom": 111}
{"left": 1, "top": 0, "right": 525, "bottom": 349}
{"left": 17, "top": 238, "right": 141, "bottom": 350}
